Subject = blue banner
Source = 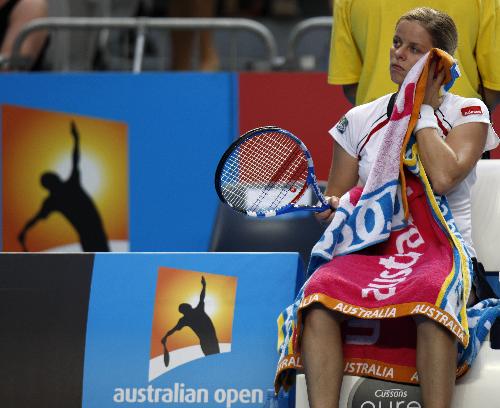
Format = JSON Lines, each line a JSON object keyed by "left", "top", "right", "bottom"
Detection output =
{"left": 82, "top": 252, "right": 301, "bottom": 407}
{"left": 0, "top": 73, "right": 237, "bottom": 252}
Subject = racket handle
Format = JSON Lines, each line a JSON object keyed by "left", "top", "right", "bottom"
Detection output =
{"left": 315, "top": 195, "right": 339, "bottom": 213}
{"left": 316, "top": 195, "right": 334, "bottom": 211}
{"left": 293, "top": 203, "right": 333, "bottom": 212}
{"left": 318, "top": 203, "right": 333, "bottom": 212}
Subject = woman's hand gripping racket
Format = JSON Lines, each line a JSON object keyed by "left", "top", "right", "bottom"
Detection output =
{"left": 214, "top": 126, "right": 332, "bottom": 217}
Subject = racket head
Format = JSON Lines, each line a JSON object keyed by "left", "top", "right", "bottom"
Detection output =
{"left": 215, "top": 126, "right": 328, "bottom": 217}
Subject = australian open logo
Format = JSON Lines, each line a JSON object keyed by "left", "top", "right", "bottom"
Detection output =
{"left": 149, "top": 267, "right": 238, "bottom": 381}
{"left": 348, "top": 378, "right": 422, "bottom": 408}
{"left": 1, "top": 105, "right": 129, "bottom": 252}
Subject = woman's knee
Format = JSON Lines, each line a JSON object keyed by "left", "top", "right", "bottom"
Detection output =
{"left": 413, "top": 315, "right": 456, "bottom": 343}
{"left": 303, "top": 303, "right": 344, "bottom": 332}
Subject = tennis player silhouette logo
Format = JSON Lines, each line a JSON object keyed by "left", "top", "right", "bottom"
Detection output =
{"left": 160, "top": 276, "right": 220, "bottom": 367}
{"left": 17, "top": 120, "right": 110, "bottom": 252}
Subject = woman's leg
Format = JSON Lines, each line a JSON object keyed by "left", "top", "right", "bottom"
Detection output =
{"left": 301, "top": 304, "right": 344, "bottom": 408}
{"left": 415, "top": 317, "right": 457, "bottom": 408}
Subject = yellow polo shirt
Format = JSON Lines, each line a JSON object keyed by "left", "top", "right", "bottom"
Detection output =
{"left": 328, "top": 0, "right": 500, "bottom": 105}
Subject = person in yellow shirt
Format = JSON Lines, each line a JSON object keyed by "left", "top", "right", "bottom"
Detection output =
{"left": 328, "top": 0, "right": 500, "bottom": 112}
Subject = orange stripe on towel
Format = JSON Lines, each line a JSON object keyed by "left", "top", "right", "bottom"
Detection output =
{"left": 298, "top": 293, "right": 467, "bottom": 345}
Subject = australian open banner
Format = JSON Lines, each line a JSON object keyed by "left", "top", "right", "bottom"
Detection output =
{"left": 81, "top": 253, "right": 301, "bottom": 407}
{"left": 0, "top": 252, "right": 301, "bottom": 407}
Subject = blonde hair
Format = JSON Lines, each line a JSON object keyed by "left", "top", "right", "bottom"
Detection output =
{"left": 397, "top": 7, "right": 458, "bottom": 55}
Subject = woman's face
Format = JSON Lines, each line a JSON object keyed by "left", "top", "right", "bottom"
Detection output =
{"left": 390, "top": 20, "right": 434, "bottom": 85}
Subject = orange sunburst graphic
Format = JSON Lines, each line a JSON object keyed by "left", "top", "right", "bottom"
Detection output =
{"left": 1, "top": 105, "right": 129, "bottom": 252}
{"left": 149, "top": 267, "right": 238, "bottom": 381}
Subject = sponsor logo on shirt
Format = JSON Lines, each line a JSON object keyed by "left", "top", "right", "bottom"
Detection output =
{"left": 336, "top": 116, "right": 348, "bottom": 134}
{"left": 460, "top": 106, "right": 482, "bottom": 116}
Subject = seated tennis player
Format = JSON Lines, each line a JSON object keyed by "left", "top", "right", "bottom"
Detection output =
{"left": 274, "top": 7, "right": 499, "bottom": 408}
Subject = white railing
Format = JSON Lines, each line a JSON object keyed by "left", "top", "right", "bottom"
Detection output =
{"left": 10, "top": 17, "right": 279, "bottom": 72}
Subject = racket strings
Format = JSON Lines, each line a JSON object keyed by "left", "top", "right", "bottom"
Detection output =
{"left": 249, "top": 140, "right": 307, "bottom": 212}
{"left": 253, "top": 161, "right": 307, "bottom": 212}
{"left": 242, "top": 134, "right": 308, "bottom": 205}
{"left": 239, "top": 134, "right": 295, "bottom": 181}
{"left": 220, "top": 131, "right": 309, "bottom": 212}
{"left": 220, "top": 152, "right": 249, "bottom": 209}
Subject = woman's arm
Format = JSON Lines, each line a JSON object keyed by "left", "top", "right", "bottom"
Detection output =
{"left": 325, "top": 140, "right": 360, "bottom": 197}
{"left": 414, "top": 61, "right": 488, "bottom": 195}
{"left": 415, "top": 122, "right": 487, "bottom": 195}
{"left": 315, "top": 140, "right": 359, "bottom": 223}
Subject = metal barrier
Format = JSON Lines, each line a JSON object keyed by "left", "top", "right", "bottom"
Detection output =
{"left": 11, "top": 17, "right": 279, "bottom": 72}
{"left": 286, "top": 16, "right": 332, "bottom": 69}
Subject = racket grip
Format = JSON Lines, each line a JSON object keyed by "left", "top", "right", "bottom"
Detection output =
{"left": 318, "top": 195, "right": 330, "bottom": 207}
{"left": 318, "top": 195, "right": 339, "bottom": 212}
{"left": 313, "top": 200, "right": 333, "bottom": 212}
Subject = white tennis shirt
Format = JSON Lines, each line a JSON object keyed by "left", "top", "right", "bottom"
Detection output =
{"left": 330, "top": 92, "right": 499, "bottom": 256}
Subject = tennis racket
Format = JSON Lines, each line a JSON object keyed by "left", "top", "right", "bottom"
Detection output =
{"left": 214, "top": 126, "right": 330, "bottom": 217}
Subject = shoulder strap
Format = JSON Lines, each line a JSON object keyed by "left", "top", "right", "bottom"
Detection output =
{"left": 386, "top": 92, "right": 397, "bottom": 118}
